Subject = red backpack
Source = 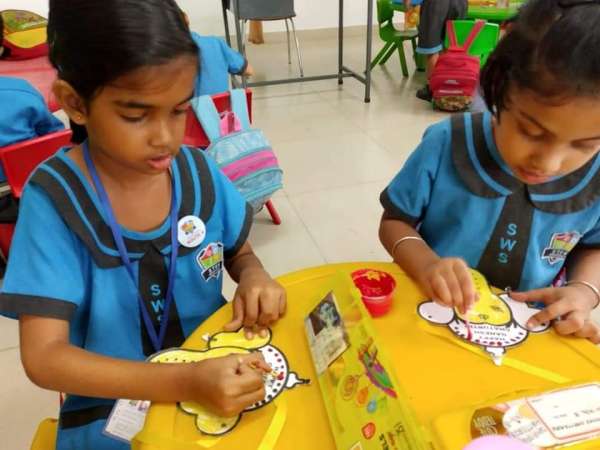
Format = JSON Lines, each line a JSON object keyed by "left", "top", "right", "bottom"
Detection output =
{"left": 430, "top": 20, "right": 485, "bottom": 112}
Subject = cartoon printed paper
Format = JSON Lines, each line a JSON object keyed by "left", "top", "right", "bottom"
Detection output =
{"left": 358, "top": 337, "right": 397, "bottom": 399}
{"left": 417, "top": 270, "right": 550, "bottom": 364}
{"left": 149, "top": 328, "right": 308, "bottom": 436}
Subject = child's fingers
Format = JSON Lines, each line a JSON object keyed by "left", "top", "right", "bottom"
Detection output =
{"left": 235, "top": 389, "right": 268, "bottom": 412}
{"left": 243, "top": 352, "right": 271, "bottom": 372}
{"left": 223, "top": 297, "right": 245, "bottom": 332}
{"left": 278, "top": 290, "right": 287, "bottom": 317}
{"left": 511, "top": 288, "right": 558, "bottom": 305}
{"left": 527, "top": 299, "right": 572, "bottom": 329}
{"left": 242, "top": 291, "right": 260, "bottom": 329}
{"left": 455, "top": 264, "right": 476, "bottom": 311}
{"left": 554, "top": 311, "right": 586, "bottom": 335}
{"left": 236, "top": 366, "right": 267, "bottom": 393}
{"left": 236, "top": 355, "right": 269, "bottom": 380}
{"left": 442, "top": 268, "right": 465, "bottom": 313}
{"left": 574, "top": 322, "right": 600, "bottom": 344}
{"left": 430, "top": 274, "right": 452, "bottom": 307}
{"left": 257, "top": 293, "right": 278, "bottom": 327}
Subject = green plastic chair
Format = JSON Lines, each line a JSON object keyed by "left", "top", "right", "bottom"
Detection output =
{"left": 370, "top": 0, "right": 419, "bottom": 77}
{"left": 443, "top": 20, "right": 500, "bottom": 67}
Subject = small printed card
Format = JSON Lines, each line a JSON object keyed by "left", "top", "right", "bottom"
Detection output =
{"left": 471, "top": 383, "right": 600, "bottom": 447}
{"left": 305, "top": 292, "right": 350, "bottom": 375}
{"left": 103, "top": 399, "right": 151, "bottom": 443}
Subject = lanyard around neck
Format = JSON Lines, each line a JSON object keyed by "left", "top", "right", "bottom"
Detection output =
{"left": 82, "top": 142, "right": 179, "bottom": 352}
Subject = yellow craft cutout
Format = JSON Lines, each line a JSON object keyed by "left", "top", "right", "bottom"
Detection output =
{"left": 418, "top": 269, "right": 551, "bottom": 365}
{"left": 149, "top": 328, "right": 308, "bottom": 436}
{"left": 457, "top": 270, "right": 512, "bottom": 325}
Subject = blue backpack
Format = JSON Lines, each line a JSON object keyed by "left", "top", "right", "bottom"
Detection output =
{"left": 192, "top": 90, "right": 283, "bottom": 212}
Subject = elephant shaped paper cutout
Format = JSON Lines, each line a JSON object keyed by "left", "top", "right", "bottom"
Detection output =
{"left": 149, "top": 328, "right": 308, "bottom": 435}
{"left": 417, "top": 271, "right": 550, "bottom": 363}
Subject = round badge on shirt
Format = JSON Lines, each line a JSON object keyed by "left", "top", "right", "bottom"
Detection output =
{"left": 177, "top": 215, "right": 206, "bottom": 248}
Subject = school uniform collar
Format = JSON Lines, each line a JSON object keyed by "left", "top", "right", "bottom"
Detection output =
{"left": 452, "top": 112, "right": 600, "bottom": 213}
{"left": 30, "top": 146, "right": 215, "bottom": 268}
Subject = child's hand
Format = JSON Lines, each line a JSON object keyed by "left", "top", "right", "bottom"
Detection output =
{"left": 224, "top": 268, "right": 287, "bottom": 339}
{"left": 420, "top": 257, "right": 476, "bottom": 314}
{"left": 512, "top": 286, "right": 600, "bottom": 343}
{"left": 190, "top": 353, "right": 268, "bottom": 417}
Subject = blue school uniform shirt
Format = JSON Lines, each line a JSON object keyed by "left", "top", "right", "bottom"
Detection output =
{"left": 0, "top": 146, "right": 253, "bottom": 450}
{"left": 190, "top": 33, "right": 247, "bottom": 96}
{"left": 0, "top": 76, "right": 64, "bottom": 182}
{"left": 381, "top": 112, "right": 600, "bottom": 291}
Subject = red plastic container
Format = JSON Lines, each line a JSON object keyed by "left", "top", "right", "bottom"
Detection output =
{"left": 351, "top": 269, "right": 396, "bottom": 317}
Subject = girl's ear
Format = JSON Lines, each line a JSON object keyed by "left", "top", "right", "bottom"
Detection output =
{"left": 52, "top": 80, "right": 88, "bottom": 127}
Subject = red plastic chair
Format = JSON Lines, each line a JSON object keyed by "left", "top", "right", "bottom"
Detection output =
{"left": 184, "top": 90, "right": 281, "bottom": 225}
{"left": 0, "top": 129, "right": 73, "bottom": 257}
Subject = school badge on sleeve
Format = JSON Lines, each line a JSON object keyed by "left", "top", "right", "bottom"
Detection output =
{"left": 197, "top": 242, "right": 224, "bottom": 281}
{"left": 542, "top": 231, "right": 581, "bottom": 265}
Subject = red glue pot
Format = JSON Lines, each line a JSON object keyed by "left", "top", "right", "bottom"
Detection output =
{"left": 351, "top": 269, "right": 396, "bottom": 317}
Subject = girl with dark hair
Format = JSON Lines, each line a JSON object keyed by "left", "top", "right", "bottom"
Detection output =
{"left": 379, "top": 0, "right": 600, "bottom": 344}
{"left": 0, "top": 1, "right": 285, "bottom": 448}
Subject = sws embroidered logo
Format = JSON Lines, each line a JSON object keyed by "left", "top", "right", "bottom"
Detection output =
{"left": 542, "top": 232, "right": 581, "bottom": 265}
{"left": 197, "top": 242, "right": 224, "bottom": 281}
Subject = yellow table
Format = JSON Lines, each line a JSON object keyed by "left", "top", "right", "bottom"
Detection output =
{"left": 134, "top": 262, "right": 600, "bottom": 450}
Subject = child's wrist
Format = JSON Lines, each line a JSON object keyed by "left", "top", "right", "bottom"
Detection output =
{"left": 178, "top": 362, "right": 203, "bottom": 400}
{"left": 565, "top": 281, "right": 600, "bottom": 310}
{"left": 240, "top": 265, "right": 267, "bottom": 281}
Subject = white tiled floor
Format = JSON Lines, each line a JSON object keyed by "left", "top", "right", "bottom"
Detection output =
{"left": 3, "top": 31, "right": 598, "bottom": 449}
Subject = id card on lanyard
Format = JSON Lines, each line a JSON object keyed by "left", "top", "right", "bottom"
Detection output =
{"left": 82, "top": 141, "right": 179, "bottom": 353}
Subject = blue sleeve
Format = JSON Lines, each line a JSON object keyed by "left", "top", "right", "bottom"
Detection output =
{"left": 30, "top": 95, "right": 64, "bottom": 136}
{"left": 580, "top": 218, "right": 600, "bottom": 248}
{"left": 0, "top": 183, "right": 86, "bottom": 320}
{"left": 217, "top": 38, "right": 247, "bottom": 75}
{"left": 379, "top": 120, "right": 450, "bottom": 226}
{"left": 204, "top": 154, "right": 253, "bottom": 258}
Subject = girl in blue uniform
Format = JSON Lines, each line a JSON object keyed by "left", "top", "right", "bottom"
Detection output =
{"left": 380, "top": 0, "right": 600, "bottom": 343}
{"left": 0, "top": 1, "right": 285, "bottom": 449}
{"left": 190, "top": 33, "right": 254, "bottom": 96}
{"left": 0, "top": 75, "right": 64, "bottom": 180}
{"left": 179, "top": 8, "right": 254, "bottom": 96}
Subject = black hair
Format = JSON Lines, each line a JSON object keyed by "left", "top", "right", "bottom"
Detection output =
{"left": 48, "top": 0, "right": 198, "bottom": 143}
{"left": 481, "top": 0, "right": 600, "bottom": 117}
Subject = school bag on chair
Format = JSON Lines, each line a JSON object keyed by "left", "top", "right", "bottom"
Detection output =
{"left": 1, "top": 10, "right": 49, "bottom": 60}
{"left": 192, "top": 89, "right": 283, "bottom": 213}
{"left": 430, "top": 20, "right": 485, "bottom": 112}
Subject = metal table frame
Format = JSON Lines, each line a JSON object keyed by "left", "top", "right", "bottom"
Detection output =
{"left": 221, "top": 0, "right": 374, "bottom": 102}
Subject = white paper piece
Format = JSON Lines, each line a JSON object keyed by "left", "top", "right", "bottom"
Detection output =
{"left": 528, "top": 384, "right": 600, "bottom": 441}
{"left": 103, "top": 399, "right": 151, "bottom": 443}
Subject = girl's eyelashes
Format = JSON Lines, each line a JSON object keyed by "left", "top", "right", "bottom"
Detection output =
{"left": 119, "top": 103, "right": 190, "bottom": 122}
{"left": 173, "top": 103, "right": 191, "bottom": 116}
{"left": 120, "top": 114, "right": 146, "bottom": 123}
{"left": 517, "top": 122, "right": 546, "bottom": 141}
{"left": 573, "top": 142, "right": 600, "bottom": 153}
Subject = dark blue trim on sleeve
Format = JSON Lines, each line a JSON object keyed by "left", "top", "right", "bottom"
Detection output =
{"left": 0, "top": 294, "right": 76, "bottom": 320}
{"left": 225, "top": 202, "right": 254, "bottom": 259}
{"left": 379, "top": 188, "right": 421, "bottom": 227}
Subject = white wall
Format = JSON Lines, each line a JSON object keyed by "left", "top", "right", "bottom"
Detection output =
{"left": 0, "top": 0, "right": 374, "bottom": 36}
